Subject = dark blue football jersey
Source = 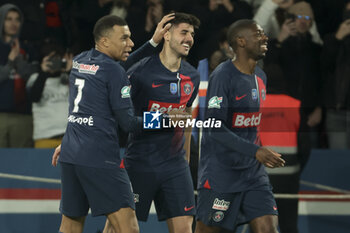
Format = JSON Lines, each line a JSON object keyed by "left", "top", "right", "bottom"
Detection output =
{"left": 198, "top": 59, "right": 270, "bottom": 193}
{"left": 125, "top": 54, "right": 200, "bottom": 172}
{"left": 59, "top": 49, "right": 132, "bottom": 168}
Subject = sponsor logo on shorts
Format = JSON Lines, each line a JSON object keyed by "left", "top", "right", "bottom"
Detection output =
{"left": 212, "top": 198, "right": 230, "bottom": 211}
{"left": 134, "top": 193, "right": 139, "bottom": 203}
{"left": 212, "top": 211, "right": 224, "bottom": 222}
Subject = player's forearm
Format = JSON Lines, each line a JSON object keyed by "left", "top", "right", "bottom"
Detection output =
{"left": 208, "top": 124, "right": 259, "bottom": 158}
{"left": 113, "top": 108, "right": 143, "bottom": 133}
{"left": 120, "top": 40, "right": 157, "bottom": 71}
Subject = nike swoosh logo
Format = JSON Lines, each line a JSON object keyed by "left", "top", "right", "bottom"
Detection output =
{"left": 235, "top": 94, "right": 247, "bottom": 101}
{"left": 184, "top": 206, "right": 195, "bottom": 212}
{"left": 152, "top": 83, "right": 164, "bottom": 88}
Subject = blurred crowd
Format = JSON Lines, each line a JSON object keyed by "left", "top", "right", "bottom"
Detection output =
{"left": 0, "top": 0, "right": 349, "bottom": 150}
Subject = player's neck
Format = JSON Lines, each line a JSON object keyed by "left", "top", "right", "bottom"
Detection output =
{"left": 159, "top": 47, "right": 181, "bottom": 72}
{"left": 233, "top": 57, "right": 257, "bottom": 75}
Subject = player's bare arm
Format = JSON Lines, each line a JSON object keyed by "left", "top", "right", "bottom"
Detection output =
{"left": 255, "top": 147, "right": 285, "bottom": 168}
{"left": 51, "top": 144, "right": 61, "bottom": 167}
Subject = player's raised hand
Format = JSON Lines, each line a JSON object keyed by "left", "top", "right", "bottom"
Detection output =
{"left": 52, "top": 144, "right": 61, "bottom": 167}
{"left": 151, "top": 13, "right": 175, "bottom": 44}
{"left": 255, "top": 147, "right": 285, "bottom": 168}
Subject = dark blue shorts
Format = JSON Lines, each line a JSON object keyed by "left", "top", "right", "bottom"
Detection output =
{"left": 196, "top": 187, "right": 278, "bottom": 231}
{"left": 127, "top": 167, "right": 196, "bottom": 221}
{"left": 59, "top": 162, "right": 135, "bottom": 217}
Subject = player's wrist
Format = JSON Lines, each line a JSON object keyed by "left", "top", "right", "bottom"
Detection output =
{"left": 149, "top": 38, "right": 159, "bottom": 47}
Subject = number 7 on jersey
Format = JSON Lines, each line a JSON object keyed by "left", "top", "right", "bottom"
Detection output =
{"left": 73, "top": 78, "right": 85, "bottom": 113}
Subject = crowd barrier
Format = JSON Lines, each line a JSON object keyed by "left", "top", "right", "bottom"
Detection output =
{"left": 0, "top": 149, "right": 349, "bottom": 233}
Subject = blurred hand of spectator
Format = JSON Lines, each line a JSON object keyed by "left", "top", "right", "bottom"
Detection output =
{"left": 335, "top": 19, "right": 350, "bottom": 40}
{"left": 307, "top": 106, "right": 322, "bottom": 127}
{"left": 40, "top": 52, "right": 56, "bottom": 73}
{"left": 272, "top": 0, "right": 294, "bottom": 9}
{"left": 277, "top": 18, "right": 297, "bottom": 42}
{"left": 8, "top": 38, "right": 20, "bottom": 61}
{"left": 209, "top": 0, "right": 233, "bottom": 12}
{"left": 63, "top": 52, "right": 73, "bottom": 72}
{"left": 145, "top": 0, "right": 163, "bottom": 32}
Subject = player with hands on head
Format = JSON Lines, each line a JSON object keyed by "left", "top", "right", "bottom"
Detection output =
{"left": 195, "top": 19, "right": 285, "bottom": 233}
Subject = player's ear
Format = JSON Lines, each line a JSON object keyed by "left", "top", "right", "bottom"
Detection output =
{"left": 236, "top": 36, "right": 246, "bottom": 48}
{"left": 164, "top": 30, "right": 170, "bottom": 42}
{"left": 102, "top": 37, "right": 109, "bottom": 48}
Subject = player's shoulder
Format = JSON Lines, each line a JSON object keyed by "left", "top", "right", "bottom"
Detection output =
{"left": 210, "top": 59, "right": 234, "bottom": 84}
{"left": 181, "top": 60, "right": 200, "bottom": 79}
{"left": 127, "top": 55, "right": 154, "bottom": 75}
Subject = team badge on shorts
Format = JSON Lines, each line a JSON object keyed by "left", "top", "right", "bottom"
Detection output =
{"left": 252, "top": 89, "right": 258, "bottom": 100}
{"left": 170, "top": 83, "right": 177, "bottom": 95}
{"left": 212, "top": 211, "right": 224, "bottom": 222}
{"left": 184, "top": 83, "right": 192, "bottom": 95}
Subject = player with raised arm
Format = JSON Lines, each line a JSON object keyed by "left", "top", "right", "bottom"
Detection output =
{"left": 195, "top": 19, "right": 285, "bottom": 233}
{"left": 104, "top": 12, "right": 200, "bottom": 233}
{"left": 51, "top": 13, "right": 174, "bottom": 233}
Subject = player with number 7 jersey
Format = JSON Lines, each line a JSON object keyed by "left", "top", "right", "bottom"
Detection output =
{"left": 52, "top": 14, "right": 176, "bottom": 233}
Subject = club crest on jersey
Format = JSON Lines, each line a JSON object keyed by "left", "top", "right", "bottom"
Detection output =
{"left": 170, "top": 83, "right": 177, "bottom": 95}
{"left": 261, "top": 89, "right": 266, "bottom": 101}
{"left": 121, "top": 86, "right": 131, "bottom": 98}
{"left": 208, "top": 96, "right": 223, "bottom": 109}
{"left": 212, "top": 211, "right": 224, "bottom": 222}
{"left": 252, "top": 89, "right": 258, "bottom": 100}
{"left": 184, "top": 83, "right": 192, "bottom": 95}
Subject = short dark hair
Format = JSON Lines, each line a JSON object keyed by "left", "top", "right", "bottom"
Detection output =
{"left": 227, "top": 19, "right": 256, "bottom": 51}
{"left": 93, "top": 15, "right": 127, "bottom": 42}
{"left": 169, "top": 12, "right": 200, "bottom": 29}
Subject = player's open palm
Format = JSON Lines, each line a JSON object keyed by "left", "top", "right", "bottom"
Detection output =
{"left": 255, "top": 147, "right": 285, "bottom": 168}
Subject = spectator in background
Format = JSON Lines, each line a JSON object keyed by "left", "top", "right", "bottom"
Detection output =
{"left": 0, "top": 3, "right": 38, "bottom": 147}
{"left": 263, "top": 1, "right": 322, "bottom": 169}
{"left": 26, "top": 39, "right": 73, "bottom": 148}
{"left": 209, "top": 28, "right": 234, "bottom": 72}
{"left": 109, "top": 0, "right": 130, "bottom": 19}
{"left": 190, "top": 0, "right": 253, "bottom": 65}
{"left": 254, "top": 0, "right": 323, "bottom": 45}
{"left": 321, "top": 1, "right": 350, "bottom": 149}
{"left": 68, "top": 0, "right": 114, "bottom": 54}
{"left": 127, "top": 0, "right": 165, "bottom": 49}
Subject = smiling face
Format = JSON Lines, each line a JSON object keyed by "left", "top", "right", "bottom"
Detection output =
{"left": 166, "top": 23, "right": 195, "bottom": 57}
{"left": 3, "top": 10, "right": 21, "bottom": 38}
{"left": 241, "top": 23, "right": 268, "bottom": 61}
{"left": 103, "top": 25, "right": 134, "bottom": 61}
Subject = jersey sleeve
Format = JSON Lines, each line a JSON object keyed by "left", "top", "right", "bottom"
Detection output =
{"left": 108, "top": 65, "right": 133, "bottom": 111}
{"left": 186, "top": 72, "right": 200, "bottom": 107}
{"left": 205, "top": 72, "right": 230, "bottom": 124}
